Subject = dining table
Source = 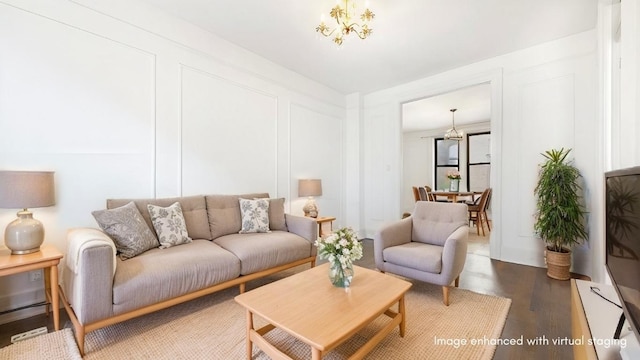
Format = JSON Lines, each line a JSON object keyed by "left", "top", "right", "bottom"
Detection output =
{"left": 431, "top": 191, "right": 483, "bottom": 203}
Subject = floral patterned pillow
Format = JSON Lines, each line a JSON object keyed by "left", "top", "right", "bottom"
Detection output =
{"left": 147, "top": 202, "right": 192, "bottom": 249}
{"left": 92, "top": 201, "right": 159, "bottom": 260}
{"left": 239, "top": 198, "right": 270, "bottom": 233}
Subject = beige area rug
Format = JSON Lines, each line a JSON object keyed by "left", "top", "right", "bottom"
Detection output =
{"left": 0, "top": 328, "right": 82, "bottom": 360}
{"left": 2, "top": 268, "right": 511, "bottom": 360}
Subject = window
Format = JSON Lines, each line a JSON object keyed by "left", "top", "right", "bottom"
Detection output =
{"left": 467, "top": 132, "right": 491, "bottom": 191}
{"left": 434, "top": 138, "right": 459, "bottom": 190}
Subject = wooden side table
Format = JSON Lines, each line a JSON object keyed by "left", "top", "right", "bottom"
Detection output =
{"left": 0, "top": 244, "right": 63, "bottom": 330}
{"left": 316, "top": 216, "right": 336, "bottom": 238}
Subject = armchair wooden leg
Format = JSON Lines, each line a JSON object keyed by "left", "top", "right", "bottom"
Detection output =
{"left": 454, "top": 276, "right": 460, "bottom": 288}
{"left": 442, "top": 286, "right": 450, "bottom": 306}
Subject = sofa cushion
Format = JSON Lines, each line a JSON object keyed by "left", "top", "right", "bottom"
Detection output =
{"left": 214, "top": 231, "right": 312, "bottom": 275}
{"left": 383, "top": 242, "right": 443, "bottom": 273}
{"left": 206, "top": 193, "right": 269, "bottom": 239}
{"left": 239, "top": 198, "right": 270, "bottom": 233}
{"left": 92, "top": 201, "right": 159, "bottom": 260}
{"left": 112, "top": 239, "right": 241, "bottom": 315}
{"left": 147, "top": 202, "right": 192, "bottom": 249}
{"left": 108, "top": 196, "right": 212, "bottom": 240}
{"left": 268, "top": 198, "right": 287, "bottom": 231}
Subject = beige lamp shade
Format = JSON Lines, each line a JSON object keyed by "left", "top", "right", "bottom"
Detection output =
{"left": 0, "top": 171, "right": 55, "bottom": 254}
{"left": 298, "top": 179, "right": 322, "bottom": 197}
{"left": 298, "top": 179, "right": 322, "bottom": 218}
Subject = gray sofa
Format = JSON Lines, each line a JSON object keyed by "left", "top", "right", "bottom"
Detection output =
{"left": 60, "top": 193, "right": 317, "bottom": 355}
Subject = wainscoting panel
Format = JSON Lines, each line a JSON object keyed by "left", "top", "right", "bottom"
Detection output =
{"left": 0, "top": 4, "right": 156, "bottom": 322}
{"left": 289, "top": 104, "right": 342, "bottom": 221}
{"left": 180, "top": 66, "right": 278, "bottom": 195}
{"left": 516, "top": 74, "right": 575, "bottom": 238}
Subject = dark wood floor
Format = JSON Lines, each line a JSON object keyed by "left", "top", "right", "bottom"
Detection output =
{"left": 0, "top": 238, "right": 585, "bottom": 359}
{"left": 352, "top": 239, "right": 585, "bottom": 360}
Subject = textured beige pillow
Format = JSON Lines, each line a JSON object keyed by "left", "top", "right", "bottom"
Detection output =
{"left": 268, "top": 198, "right": 287, "bottom": 231}
{"left": 147, "top": 202, "right": 192, "bottom": 249}
{"left": 92, "top": 201, "right": 159, "bottom": 260}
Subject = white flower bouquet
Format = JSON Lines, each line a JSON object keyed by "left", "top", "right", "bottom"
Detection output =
{"left": 315, "top": 227, "right": 363, "bottom": 288}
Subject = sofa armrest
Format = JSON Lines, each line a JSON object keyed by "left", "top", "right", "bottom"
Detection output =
{"left": 284, "top": 214, "right": 317, "bottom": 241}
{"left": 62, "top": 228, "right": 116, "bottom": 324}
{"left": 373, "top": 217, "right": 412, "bottom": 270}
{"left": 441, "top": 225, "right": 469, "bottom": 283}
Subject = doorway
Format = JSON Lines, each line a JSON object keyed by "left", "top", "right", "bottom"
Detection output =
{"left": 401, "top": 83, "right": 492, "bottom": 256}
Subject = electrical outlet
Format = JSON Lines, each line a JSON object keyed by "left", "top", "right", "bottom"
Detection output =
{"left": 29, "top": 270, "right": 42, "bottom": 282}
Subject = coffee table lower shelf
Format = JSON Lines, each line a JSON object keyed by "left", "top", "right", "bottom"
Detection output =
{"left": 235, "top": 263, "right": 412, "bottom": 360}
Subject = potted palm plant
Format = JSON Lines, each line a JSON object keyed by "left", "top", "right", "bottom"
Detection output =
{"left": 534, "top": 148, "right": 588, "bottom": 280}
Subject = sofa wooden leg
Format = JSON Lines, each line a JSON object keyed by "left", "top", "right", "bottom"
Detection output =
{"left": 239, "top": 283, "right": 246, "bottom": 294}
{"left": 76, "top": 328, "right": 85, "bottom": 356}
{"left": 442, "top": 286, "right": 450, "bottom": 306}
{"left": 311, "top": 259, "right": 316, "bottom": 267}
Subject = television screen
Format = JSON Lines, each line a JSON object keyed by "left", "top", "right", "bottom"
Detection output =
{"left": 605, "top": 166, "right": 640, "bottom": 342}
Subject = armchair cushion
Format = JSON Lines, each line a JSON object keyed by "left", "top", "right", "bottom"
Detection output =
{"left": 383, "top": 242, "right": 443, "bottom": 273}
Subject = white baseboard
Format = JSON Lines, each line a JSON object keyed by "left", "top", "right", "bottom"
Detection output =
{"left": 0, "top": 288, "right": 47, "bottom": 325}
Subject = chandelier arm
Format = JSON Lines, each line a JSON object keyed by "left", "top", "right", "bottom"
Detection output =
{"left": 345, "top": 23, "right": 371, "bottom": 39}
{"left": 319, "top": 27, "right": 337, "bottom": 37}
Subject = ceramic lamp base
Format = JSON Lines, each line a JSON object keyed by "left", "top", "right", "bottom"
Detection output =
{"left": 303, "top": 197, "right": 319, "bottom": 218}
{"left": 4, "top": 210, "right": 44, "bottom": 254}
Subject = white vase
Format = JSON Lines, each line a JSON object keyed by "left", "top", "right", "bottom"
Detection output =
{"left": 450, "top": 179, "right": 460, "bottom": 192}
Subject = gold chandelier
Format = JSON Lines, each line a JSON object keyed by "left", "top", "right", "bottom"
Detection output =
{"left": 315, "top": 0, "right": 375, "bottom": 46}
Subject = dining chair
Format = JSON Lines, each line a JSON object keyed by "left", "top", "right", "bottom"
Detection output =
{"left": 467, "top": 188, "right": 492, "bottom": 236}
{"left": 418, "top": 186, "right": 428, "bottom": 201}
{"left": 412, "top": 186, "right": 421, "bottom": 202}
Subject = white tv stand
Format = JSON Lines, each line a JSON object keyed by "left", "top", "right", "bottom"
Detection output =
{"left": 571, "top": 279, "right": 640, "bottom": 359}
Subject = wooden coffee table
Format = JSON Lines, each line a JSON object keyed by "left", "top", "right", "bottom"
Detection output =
{"left": 234, "top": 263, "right": 412, "bottom": 360}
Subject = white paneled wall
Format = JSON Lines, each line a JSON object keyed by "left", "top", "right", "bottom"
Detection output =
{"left": 362, "top": 31, "right": 599, "bottom": 279}
{"left": 502, "top": 53, "right": 597, "bottom": 273}
{"left": 0, "top": 0, "right": 345, "bottom": 324}
{"left": 180, "top": 66, "right": 278, "bottom": 195}
{"left": 289, "top": 104, "right": 342, "bottom": 221}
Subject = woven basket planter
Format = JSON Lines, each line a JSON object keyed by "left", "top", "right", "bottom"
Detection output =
{"left": 545, "top": 248, "right": 571, "bottom": 280}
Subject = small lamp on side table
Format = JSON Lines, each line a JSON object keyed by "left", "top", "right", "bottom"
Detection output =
{"left": 298, "top": 179, "right": 322, "bottom": 218}
{"left": 0, "top": 171, "right": 55, "bottom": 254}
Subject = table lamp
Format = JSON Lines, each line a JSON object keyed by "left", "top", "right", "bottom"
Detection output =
{"left": 298, "top": 179, "right": 322, "bottom": 218}
{"left": 0, "top": 171, "right": 55, "bottom": 254}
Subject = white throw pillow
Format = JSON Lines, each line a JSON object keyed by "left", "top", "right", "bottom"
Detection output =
{"left": 239, "top": 198, "right": 270, "bottom": 233}
{"left": 147, "top": 202, "right": 192, "bottom": 249}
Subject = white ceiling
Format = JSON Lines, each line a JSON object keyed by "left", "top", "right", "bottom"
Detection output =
{"left": 140, "top": 0, "right": 598, "bottom": 95}
{"left": 402, "top": 83, "right": 491, "bottom": 132}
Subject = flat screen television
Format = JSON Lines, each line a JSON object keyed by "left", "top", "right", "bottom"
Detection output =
{"left": 605, "top": 166, "right": 640, "bottom": 342}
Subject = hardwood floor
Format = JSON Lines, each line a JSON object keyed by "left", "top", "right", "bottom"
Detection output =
{"left": 0, "top": 236, "right": 586, "bottom": 359}
{"left": 353, "top": 237, "right": 586, "bottom": 360}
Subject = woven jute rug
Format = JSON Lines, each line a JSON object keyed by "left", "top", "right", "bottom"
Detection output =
{"left": 2, "top": 269, "right": 511, "bottom": 359}
{"left": 0, "top": 328, "right": 82, "bottom": 360}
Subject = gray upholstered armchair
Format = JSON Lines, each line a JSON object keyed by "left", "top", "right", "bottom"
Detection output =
{"left": 374, "top": 201, "right": 469, "bottom": 306}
